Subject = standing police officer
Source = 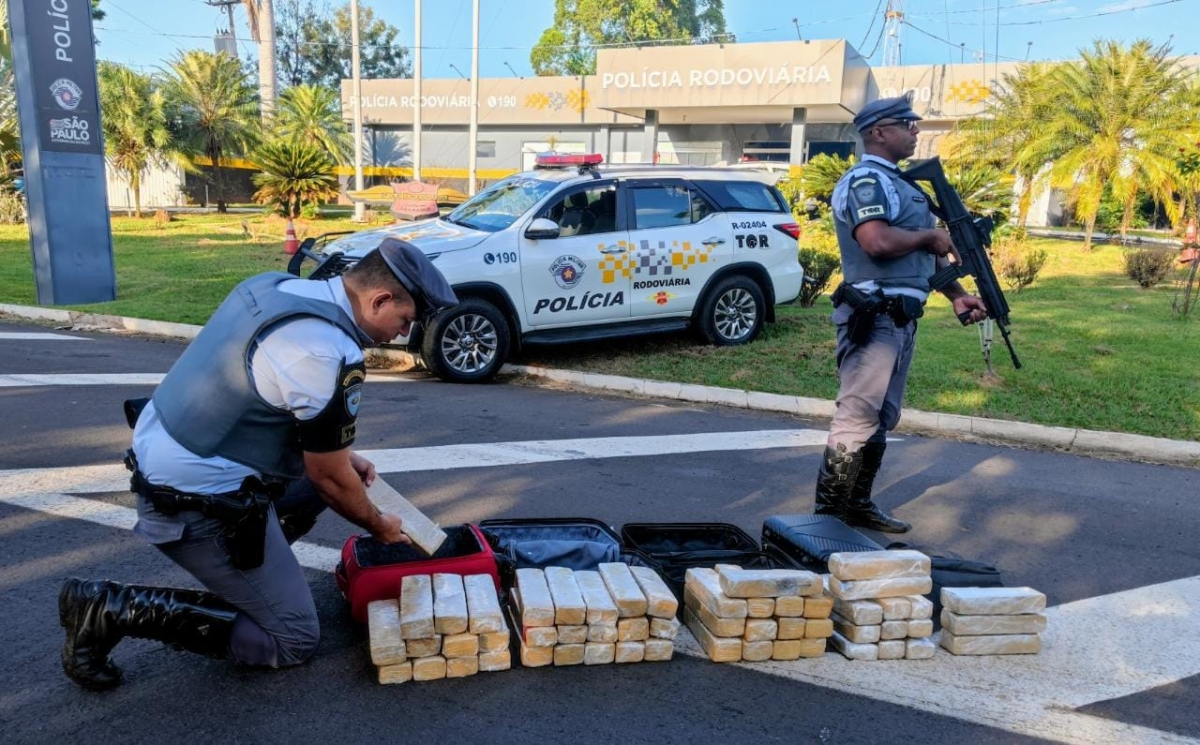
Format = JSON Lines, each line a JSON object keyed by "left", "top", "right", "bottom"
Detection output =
{"left": 813, "top": 95, "right": 987, "bottom": 534}
{"left": 59, "top": 239, "right": 457, "bottom": 690}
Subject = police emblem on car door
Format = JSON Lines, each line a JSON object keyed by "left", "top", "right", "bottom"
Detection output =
{"left": 520, "top": 182, "right": 632, "bottom": 326}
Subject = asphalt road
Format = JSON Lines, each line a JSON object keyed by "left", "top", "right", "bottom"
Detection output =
{"left": 1, "top": 320, "right": 1197, "bottom": 744}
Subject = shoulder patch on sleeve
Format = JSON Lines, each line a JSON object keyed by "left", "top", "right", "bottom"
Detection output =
{"left": 297, "top": 358, "right": 366, "bottom": 452}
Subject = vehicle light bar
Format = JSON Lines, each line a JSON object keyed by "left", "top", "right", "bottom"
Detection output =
{"left": 534, "top": 152, "right": 604, "bottom": 168}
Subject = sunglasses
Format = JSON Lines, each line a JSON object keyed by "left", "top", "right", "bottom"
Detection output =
{"left": 875, "top": 119, "right": 919, "bottom": 133}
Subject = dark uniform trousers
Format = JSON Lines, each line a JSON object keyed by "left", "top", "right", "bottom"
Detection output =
{"left": 827, "top": 301, "right": 918, "bottom": 453}
{"left": 136, "top": 478, "right": 327, "bottom": 667}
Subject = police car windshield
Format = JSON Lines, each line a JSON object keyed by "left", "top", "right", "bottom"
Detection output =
{"left": 445, "top": 176, "right": 557, "bottom": 232}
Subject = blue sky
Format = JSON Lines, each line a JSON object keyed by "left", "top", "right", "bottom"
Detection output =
{"left": 92, "top": 0, "right": 1197, "bottom": 79}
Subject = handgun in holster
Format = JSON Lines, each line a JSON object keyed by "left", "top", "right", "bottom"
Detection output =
{"left": 222, "top": 477, "right": 281, "bottom": 571}
{"left": 833, "top": 283, "right": 884, "bottom": 345}
{"left": 833, "top": 284, "right": 926, "bottom": 345}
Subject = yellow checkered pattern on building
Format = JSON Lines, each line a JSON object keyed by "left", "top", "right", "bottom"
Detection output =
{"left": 946, "top": 80, "right": 991, "bottom": 104}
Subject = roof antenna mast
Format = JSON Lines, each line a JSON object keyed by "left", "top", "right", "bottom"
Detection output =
{"left": 882, "top": 0, "right": 905, "bottom": 67}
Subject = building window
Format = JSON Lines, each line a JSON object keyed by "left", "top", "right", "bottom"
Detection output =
{"left": 476, "top": 141, "right": 497, "bottom": 159}
{"left": 742, "top": 140, "right": 791, "bottom": 163}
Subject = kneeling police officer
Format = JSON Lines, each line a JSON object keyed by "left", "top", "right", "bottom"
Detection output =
{"left": 59, "top": 239, "right": 457, "bottom": 690}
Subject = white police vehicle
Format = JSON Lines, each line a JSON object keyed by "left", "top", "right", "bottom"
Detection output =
{"left": 291, "top": 153, "right": 804, "bottom": 383}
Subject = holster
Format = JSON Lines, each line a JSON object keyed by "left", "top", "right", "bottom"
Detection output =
{"left": 832, "top": 284, "right": 925, "bottom": 345}
{"left": 222, "top": 485, "right": 274, "bottom": 571}
{"left": 833, "top": 284, "right": 884, "bottom": 345}
{"left": 126, "top": 450, "right": 283, "bottom": 570}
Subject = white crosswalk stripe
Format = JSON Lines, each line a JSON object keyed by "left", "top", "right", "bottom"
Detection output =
{"left": 0, "top": 372, "right": 419, "bottom": 388}
{"left": 0, "top": 373, "right": 166, "bottom": 387}
{"left": 0, "top": 430, "right": 830, "bottom": 498}
{"left": 0, "top": 332, "right": 90, "bottom": 341}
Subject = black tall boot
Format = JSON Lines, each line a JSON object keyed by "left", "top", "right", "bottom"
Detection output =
{"left": 844, "top": 441, "right": 911, "bottom": 534}
{"left": 59, "top": 578, "right": 236, "bottom": 691}
{"left": 813, "top": 445, "right": 863, "bottom": 519}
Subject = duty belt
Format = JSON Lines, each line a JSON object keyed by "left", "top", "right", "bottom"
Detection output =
{"left": 832, "top": 283, "right": 926, "bottom": 345}
{"left": 832, "top": 283, "right": 925, "bottom": 327}
{"left": 124, "top": 450, "right": 281, "bottom": 522}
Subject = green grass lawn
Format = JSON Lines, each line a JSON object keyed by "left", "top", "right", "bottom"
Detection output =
{"left": 516, "top": 241, "right": 1200, "bottom": 441}
{"left": 0, "top": 213, "right": 380, "bottom": 324}
{"left": 0, "top": 217, "right": 1196, "bottom": 440}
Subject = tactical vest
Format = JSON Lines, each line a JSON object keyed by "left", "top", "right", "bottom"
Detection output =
{"left": 833, "top": 160, "right": 937, "bottom": 293}
{"left": 153, "top": 272, "right": 373, "bottom": 480}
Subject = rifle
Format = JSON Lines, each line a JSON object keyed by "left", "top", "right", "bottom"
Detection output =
{"left": 902, "top": 157, "right": 1022, "bottom": 370}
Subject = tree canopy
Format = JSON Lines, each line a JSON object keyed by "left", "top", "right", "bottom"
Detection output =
{"left": 947, "top": 40, "right": 1198, "bottom": 246}
{"left": 530, "top": 0, "right": 730, "bottom": 76}
{"left": 97, "top": 63, "right": 180, "bottom": 217}
{"left": 162, "top": 51, "right": 260, "bottom": 212}
{"left": 276, "top": 0, "right": 410, "bottom": 90}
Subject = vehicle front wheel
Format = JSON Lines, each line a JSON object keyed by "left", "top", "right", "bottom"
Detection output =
{"left": 420, "top": 298, "right": 511, "bottom": 383}
{"left": 694, "top": 275, "right": 766, "bottom": 346}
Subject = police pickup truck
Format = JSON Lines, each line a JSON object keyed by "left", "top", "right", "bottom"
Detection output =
{"left": 290, "top": 153, "right": 804, "bottom": 383}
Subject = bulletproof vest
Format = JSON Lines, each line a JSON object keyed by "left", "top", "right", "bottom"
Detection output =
{"left": 834, "top": 161, "right": 937, "bottom": 293}
{"left": 152, "top": 272, "right": 373, "bottom": 480}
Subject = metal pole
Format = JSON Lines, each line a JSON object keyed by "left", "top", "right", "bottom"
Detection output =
{"left": 467, "top": 0, "right": 479, "bottom": 195}
{"left": 351, "top": 0, "right": 366, "bottom": 221}
{"left": 413, "top": 0, "right": 422, "bottom": 182}
{"left": 258, "top": 0, "right": 277, "bottom": 119}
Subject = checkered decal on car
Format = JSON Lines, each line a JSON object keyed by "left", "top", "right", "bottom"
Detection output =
{"left": 598, "top": 240, "right": 715, "bottom": 285}
{"left": 597, "top": 241, "right": 635, "bottom": 284}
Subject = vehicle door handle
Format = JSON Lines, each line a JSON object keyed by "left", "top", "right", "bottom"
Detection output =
{"left": 703, "top": 236, "right": 725, "bottom": 245}
{"left": 600, "top": 245, "right": 627, "bottom": 254}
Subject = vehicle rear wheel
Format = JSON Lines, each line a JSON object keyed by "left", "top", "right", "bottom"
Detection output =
{"left": 420, "top": 298, "right": 511, "bottom": 383}
{"left": 694, "top": 275, "right": 766, "bottom": 346}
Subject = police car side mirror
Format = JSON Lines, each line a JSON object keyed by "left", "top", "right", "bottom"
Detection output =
{"left": 524, "top": 218, "right": 560, "bottom": 240}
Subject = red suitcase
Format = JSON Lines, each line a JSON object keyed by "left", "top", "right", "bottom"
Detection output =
{"left": 334, "top": 524, "right": 500, "bottom": 623}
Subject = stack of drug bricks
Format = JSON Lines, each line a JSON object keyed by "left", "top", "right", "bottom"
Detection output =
{"left": 939, "top": 586, "right": 1047, "bottom": 656}
{"left": 367, "top": 573, "right": 512, "bottom": 684}
{"left": 826, "top": 550, "right": 938, "bottom": 661}
{"left": 512, "top": 564, "right": 681, "bottom": 667}
{"left": 683, "top": 566, "right": 834, "bottom": 663}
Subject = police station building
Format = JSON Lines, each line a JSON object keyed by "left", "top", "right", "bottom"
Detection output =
{"left": 344, "top": 39, "right": 1059, "bottom": 177}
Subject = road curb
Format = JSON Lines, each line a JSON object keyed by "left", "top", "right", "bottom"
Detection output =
{"left": 3, "top": 302, "right": 1196, "bottom": 467}
{"left": 0, "top": 303, "right": 202, "bottom": 340}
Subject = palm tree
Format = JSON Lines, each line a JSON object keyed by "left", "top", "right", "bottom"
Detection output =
{"left": 98, "top": 63, "right": 183, "bottom": 217}
{"left": 273, "top": 85, "right": 352, "bottom": 162}
{"left": 252, "top": 137, "right": 338, "bottom": 217}
{"left": 162, "top": 51, "right": 260, "bottom": 212}
{"left": 0, "top": 4, "right": 21, "bottom": 181}
{"left": 1026, "top": 40, "right": 1193, "bottom": 249}
{"left": 799, "top": 153, "right": 857, "bottom": 205}
{"left": 946, "top": 63, "right": 1057, "bottom": 227}
{"left": 945, "top": 162, "right": 1013, "bottom": 222}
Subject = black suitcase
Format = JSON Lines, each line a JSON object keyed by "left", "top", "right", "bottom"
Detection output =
{"left": 621, "top": 522, "right": 759, "bottom": 555}
{"left": 478, "top": 517, "right": 638, "bottom": 594}
{"left": 761, "top": 514, "right": 885, "bottom": 573}
{"left": 620, "top": 522, "right": 791, "bottom": 600}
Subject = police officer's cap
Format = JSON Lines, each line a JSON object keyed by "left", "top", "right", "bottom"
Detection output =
{"left": 853, "top": 93, "right": 922, "bottom": 132}
{"left": 376, "top": 237, "right": 459, "bottom": 318}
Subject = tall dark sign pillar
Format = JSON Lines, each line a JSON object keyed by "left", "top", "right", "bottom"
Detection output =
{"left": 9, "top": 0, "right": 116, "bottom": 305}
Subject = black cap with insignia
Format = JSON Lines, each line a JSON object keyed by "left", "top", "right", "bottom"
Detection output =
{"left": 375, "top": 237, "right": 459, "bottom": 319}
{"left": 853, "top": 93, "right": 922, "bottom": 132}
